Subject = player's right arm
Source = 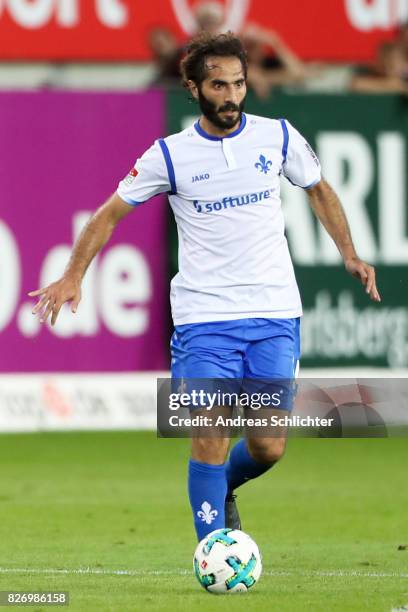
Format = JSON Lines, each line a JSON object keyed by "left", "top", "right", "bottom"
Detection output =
{"left": 28, "top": 193, "right": 134, "bottom": 326}
{"left": 29, "top": 139, "right": 171, "bottom": 326}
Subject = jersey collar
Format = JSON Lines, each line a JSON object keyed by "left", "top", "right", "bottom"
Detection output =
{"left": 194, "top": 113, "right": 247, "bottom": 141}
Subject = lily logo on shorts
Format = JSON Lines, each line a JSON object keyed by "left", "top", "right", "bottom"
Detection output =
{"left": 255, "top": 154, "right": 272, "bottom": 174}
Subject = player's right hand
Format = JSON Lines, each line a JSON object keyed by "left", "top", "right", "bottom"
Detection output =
{"left": 28, "top": 276, "right": 82, "bottom": 326}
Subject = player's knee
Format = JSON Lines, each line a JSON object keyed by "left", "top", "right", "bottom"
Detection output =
{"left": 191, "top": 437, "right": 230, "bottom": 464}
{"left": 247, "top": 438, "right": 286, "bottom": 464}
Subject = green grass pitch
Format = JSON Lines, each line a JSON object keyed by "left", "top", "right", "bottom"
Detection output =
{"left": 0, "top": 431, "right": 407, "bottom": 611}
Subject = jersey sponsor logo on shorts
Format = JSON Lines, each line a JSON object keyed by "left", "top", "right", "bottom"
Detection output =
{"left": 193, "top": 188, "right": 274, "bottom": 213}
{"left": 255, "top": 154, "right": 273, "bottom": 174}
{"left": 192, "top": 173, "right": 210, "bottom": 183}
{"left": 123, "top": 167, "right": 138, "bottom": 185}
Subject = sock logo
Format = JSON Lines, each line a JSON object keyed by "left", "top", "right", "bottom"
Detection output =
{"left": 197, "top": 501, "right": 218, "bottom": 525}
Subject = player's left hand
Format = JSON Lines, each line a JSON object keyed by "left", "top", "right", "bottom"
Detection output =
{"left": 344, "top": 257, "right": 381, "bottom": 302}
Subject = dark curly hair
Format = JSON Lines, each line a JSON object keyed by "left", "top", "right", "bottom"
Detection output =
{"left": 180, "top": 31, "right": 248, "bottom": 88}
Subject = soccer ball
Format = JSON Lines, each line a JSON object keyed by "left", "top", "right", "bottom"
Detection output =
{"left": 193, "top": 528, "right": 262, "bottom": 594}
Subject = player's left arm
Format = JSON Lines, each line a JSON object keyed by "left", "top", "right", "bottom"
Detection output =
{"left": 306, "top": 178, "right": 381, "bottom": 302}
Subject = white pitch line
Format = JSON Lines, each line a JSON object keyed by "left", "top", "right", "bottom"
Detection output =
{"left": 0, "top": 568, "right": 407, "bottom": 579}
{"left": 0, "top": 568, "right": 182, "bottom": 577}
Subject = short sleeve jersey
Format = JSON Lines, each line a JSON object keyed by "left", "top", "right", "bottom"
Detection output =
{"left": 117, "top": 113, "right": 321, "bottom": 325}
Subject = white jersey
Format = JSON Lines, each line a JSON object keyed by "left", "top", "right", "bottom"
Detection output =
{"left": 117, "top": 113, "right": 321, "bottom": 325}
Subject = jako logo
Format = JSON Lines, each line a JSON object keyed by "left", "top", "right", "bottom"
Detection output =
{"left": 192, "top": 173, "right": 210, "bottom": 183}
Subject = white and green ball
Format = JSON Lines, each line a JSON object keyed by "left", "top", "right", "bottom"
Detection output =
{"left": 193, "top": 528, "right": 262, "bottom": 594}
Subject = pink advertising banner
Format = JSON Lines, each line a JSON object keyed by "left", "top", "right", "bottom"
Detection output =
{"left": 0, "top": 91, "right": 169, "bottom": 372}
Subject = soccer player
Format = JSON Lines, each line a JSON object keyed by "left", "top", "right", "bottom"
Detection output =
{"left": 29, "top": 33, "right": 380, "bottom": 542}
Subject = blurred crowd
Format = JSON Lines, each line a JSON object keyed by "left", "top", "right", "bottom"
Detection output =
{"left": 148, "top": 0, "right": 408, "bottom": 98}
{"left": 149, "top": 0, "right": 321, "bottom": 98}
{"left": 351, "top": 22, "right": 408, "bottom": 94}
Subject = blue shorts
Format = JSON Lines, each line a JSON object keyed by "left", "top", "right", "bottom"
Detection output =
{"left": 170, "top": 317, "right": 300, "bottom": 382}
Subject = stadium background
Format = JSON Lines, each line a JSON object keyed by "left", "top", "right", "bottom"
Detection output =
{"left": 0, "top": 2, "right": 407, "bottom": 610}
{"left": 1, "top": 0, "right": 407, "bottom": 431}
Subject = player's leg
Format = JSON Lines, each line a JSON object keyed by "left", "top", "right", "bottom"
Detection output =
{"left": 225, "top": 318, "right": 300, "bottom": 498}
{"left": 246, "top": 434, "right": 287, "bottom": 465}
{"left": 226, "top": 431, "right": 287, "bottom": 492}
{"left": 170, "top": 321, "right": 244, "bottom": 541}
{"left": 191, "top": 434, "right": 230, "bottom": 464}
{"left": 189, "top": 432, "right": 231, "bottom": 541}
{"left": 224, "top": 419, "right": 288, "bottom": 530}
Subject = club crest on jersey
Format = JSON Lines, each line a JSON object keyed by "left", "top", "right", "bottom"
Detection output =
{"left": 255, "top": 154, "right": 272, "bottom": 174}
{"left": 192, "top": 173, "right": 210, "bottom": 183}
{"left": 123, "top": 167, "right": 138, "bottom": 185}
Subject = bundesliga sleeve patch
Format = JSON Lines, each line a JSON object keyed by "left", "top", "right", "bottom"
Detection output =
{"left": 304, "top": 143, "right": 319, "bottom": 166}
{"left": 123, "top": 167, "right": 138, "bottom": 185}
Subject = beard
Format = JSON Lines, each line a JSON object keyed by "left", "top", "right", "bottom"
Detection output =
{"left": 197, "top": 88, "right": 246, "bottom": 130}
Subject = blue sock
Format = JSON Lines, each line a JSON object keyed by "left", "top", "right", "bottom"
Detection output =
{"left": 225, "top": 439, "right": 274, "bottom": 493}
{"left": 188, "top": 459, "right": 227, "bottom": 541}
